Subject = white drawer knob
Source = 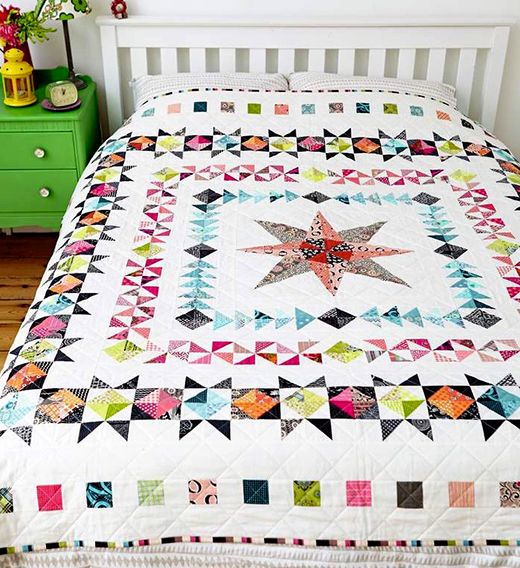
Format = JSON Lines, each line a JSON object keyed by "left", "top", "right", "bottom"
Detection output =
{"left": 39, "top": 187, "right": 50, "bottom": 198}
{"left": 34, "top": 148, "right": 46, "bottom": 159}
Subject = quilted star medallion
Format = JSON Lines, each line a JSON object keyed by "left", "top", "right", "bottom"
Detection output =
{"left": 241, "top": 212, "right": 411, "bottom": 295}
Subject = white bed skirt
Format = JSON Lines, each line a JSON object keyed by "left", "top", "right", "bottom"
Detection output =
{"left": 2, "top": 544, "right": 520, "bottom": 568}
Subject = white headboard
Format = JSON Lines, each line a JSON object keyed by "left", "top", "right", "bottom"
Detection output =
{"left": 96, "top": 16, "right": 511, "bottom": 135}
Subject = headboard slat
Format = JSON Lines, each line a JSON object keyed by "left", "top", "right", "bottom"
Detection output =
{"left": 367, "top": 49, "right": 386, "bottom": 78}
{"left": 130, "top": 47, "right": 148, "bottom": 79}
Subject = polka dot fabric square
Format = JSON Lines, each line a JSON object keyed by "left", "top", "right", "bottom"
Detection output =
{"left": 189, "top": 479, "right": 218, "bottom": 505}
{"left": 346, "top": 480, "right": 372, "bottom": 507}
{"left": 221, "top": 101, "right": 234, "bottom": 113}
{"left": 37, "top": 484, "right": 63, "bottom": 512}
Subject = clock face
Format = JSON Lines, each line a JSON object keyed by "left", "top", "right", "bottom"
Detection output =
{"left": 48, "top": 81, "right": 78, "bottom": 107}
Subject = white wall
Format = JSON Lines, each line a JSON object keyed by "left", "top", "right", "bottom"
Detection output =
{"left": 15, "top": 0, "right": 520, "bottom": 155}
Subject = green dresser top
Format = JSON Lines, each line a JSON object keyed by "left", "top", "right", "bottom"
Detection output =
{"left": 0, "top": 67, "right": 96, "bottom": 124}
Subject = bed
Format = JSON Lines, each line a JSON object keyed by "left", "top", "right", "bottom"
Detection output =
{"left": 1, "top": 16, "right": 519, "bottom": 567}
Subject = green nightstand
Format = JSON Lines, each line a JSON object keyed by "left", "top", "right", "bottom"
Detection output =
{"left": 0, "top": 67, "right": 100, "bottom": 231}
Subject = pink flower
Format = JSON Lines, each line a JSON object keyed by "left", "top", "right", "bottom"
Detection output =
{"left": 0, "top": 22, "right": 20, "bottom": 46}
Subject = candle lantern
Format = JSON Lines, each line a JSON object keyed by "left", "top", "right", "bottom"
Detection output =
{"left": 1, "top": 48, "right": 36, "bottom": 107}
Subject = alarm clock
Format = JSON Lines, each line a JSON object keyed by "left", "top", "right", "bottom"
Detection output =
{"left": 42, "top": 80, "right": 81, "bottom": 111}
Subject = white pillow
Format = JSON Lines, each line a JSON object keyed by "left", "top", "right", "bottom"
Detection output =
{"left": 289, "top": 72, "right": 456, "bottom": 107}
{"left": 132, "top": 73, "right": 289, "bottom": 108}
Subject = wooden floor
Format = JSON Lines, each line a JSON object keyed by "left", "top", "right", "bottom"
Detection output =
{"left": 0, "top": 233, "right": 58, "bottom": 368}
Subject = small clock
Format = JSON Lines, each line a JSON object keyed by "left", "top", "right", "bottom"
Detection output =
{"left": 42, "top": 80, "right": 81, "bottom": 111}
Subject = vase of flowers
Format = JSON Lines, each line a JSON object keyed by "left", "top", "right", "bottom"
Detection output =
{"left": 0, "top": 4, "right": 55, "bottom": 66}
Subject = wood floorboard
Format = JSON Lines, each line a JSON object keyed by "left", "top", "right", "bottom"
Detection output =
{"left": 0, "top": 233, "right": 58, "bottom": 368}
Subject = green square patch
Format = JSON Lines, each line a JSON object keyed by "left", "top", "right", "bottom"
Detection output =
{"left": 138, "top": 480, "right": 164, "bottom": 506}
{"left": 384, "top": 103, "right": 398, "bottom": 115}
{"left": 293, "top": 480, "right": 321, "bottom": 507}
{"left": 248, "top": 103, "right": 262, "bottom": 114}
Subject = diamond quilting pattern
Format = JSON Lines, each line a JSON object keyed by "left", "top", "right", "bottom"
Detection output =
{"left": 0, "top": 88, "right": 519, "bottom": 555}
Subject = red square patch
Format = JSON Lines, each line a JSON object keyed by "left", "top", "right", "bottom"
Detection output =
{"left": 346, "top": 480, "right": 372, "bottom": 507}
{"left": 274, "top": 104, "right": 289, "bottom": 115}
{"left": 37, "top": 485, "right": 63, "bottom": 512}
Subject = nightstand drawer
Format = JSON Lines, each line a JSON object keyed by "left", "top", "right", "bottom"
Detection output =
{"left": 0, "top": 132, "right": 75, "bottom": 170}
{"left": 0, "top": 170, "right": 77, "bottom": 212}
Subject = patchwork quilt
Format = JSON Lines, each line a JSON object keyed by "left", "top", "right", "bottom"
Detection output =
{"left": 1, "top": 87, "right": 520, "bottom": 566}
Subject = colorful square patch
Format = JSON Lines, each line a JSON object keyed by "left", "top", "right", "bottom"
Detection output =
{"left": 346, "top": 480, "right": 372, "bottom": 507}
{"left": 384, "top": 103, "right": 398, "bottom": 114}
{"left": 243, "top": 479, "right": 269, "bottom": 504}
{"left": 410, "top": 105, "right": 424, "bottom": 117}
{"left": 189, "top": 479, "right": 218, "bottom": 505}
{"left": 356, "top": 102, "right": 370, "bottom": 113}
{"left": 293, "top": 480, "right": 321, "bottom": 507}
{"left": 301, "top": 103, "right": 315, "bottom": 114}
{"left": 193, "top": 101, "right": 207, "bottom": 113}
{"left": 500, "top": 481, "right": 520, "bottom": 508}
{"left": 86, "top": 481, "right": 113, "bottom": 509}
{"left": 449, "top": 481, "right": 475, "bottom": 508}
{"left": 221, "top": 101, "right": 235, "bottom": 113}
{"left": 397, "top": 481, "right": 423, "bottom": 509}
{"left": 248, "top": 103, "right": 262, "bottom": 114}
{"left": 138, "top": 480, "right": 164, "bottom": 506}
{"left": 0, "top": 488, "right": 13, "bottom": 514}
{"left": 37, "top": 484, "right": 63, "bottom": 512}
{"left": 274, "top": 104, "right": 289, "bottom": 115}
{"left": 329, "top": 102, "right": 344, "bottom": 113}
{"left": 167, "top": 103, "right": 181, "bottom": 114}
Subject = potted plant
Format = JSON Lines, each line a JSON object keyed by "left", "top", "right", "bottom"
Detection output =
{"left": 0, "top": 4, "right": 55, "bottom": 65}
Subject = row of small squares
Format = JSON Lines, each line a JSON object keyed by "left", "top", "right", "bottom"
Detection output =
{"left": 2, "top": 481, "right": 519, "bottom": 513}
{"left": 163, "top": 101, "right": 460, "bottom": 120}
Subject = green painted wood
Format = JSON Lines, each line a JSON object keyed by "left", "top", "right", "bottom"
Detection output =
{"left": 0, "top": 170, "right": 77, "bottom": 212}
{"left": 0, "top": 66, "right": 101, "bottom": 231}
{"left": 0, "top": 131, "right": 75, "bottom": 170}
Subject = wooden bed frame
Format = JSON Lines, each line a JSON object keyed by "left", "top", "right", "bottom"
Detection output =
{"left": 96, "top": 16, "right": 511, "bottom": 134}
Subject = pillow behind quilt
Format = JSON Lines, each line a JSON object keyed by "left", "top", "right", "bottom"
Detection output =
{"left": 289, "top": 72, "right": 457, "bottom": 107}
{"left": 132, "top": 73, "right": 289, "bottom": 108}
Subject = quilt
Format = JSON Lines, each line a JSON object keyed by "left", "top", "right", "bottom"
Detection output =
{"left": 1, "top": 87, "right": 520, "bottom": 567}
